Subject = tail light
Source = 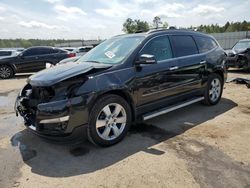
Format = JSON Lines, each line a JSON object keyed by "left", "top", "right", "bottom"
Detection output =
{"left": 68, "top": 53, "right": 76, "bottom": 58}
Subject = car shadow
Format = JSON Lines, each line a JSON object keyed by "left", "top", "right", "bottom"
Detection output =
{"left": 10, "top": 98, "right": 237, "bottom": 177}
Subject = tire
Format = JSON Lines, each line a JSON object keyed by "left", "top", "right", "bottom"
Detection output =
{"left": 203, "top": 73, "right": 223, "bottom": 105}
{"left": 87, "top": 94, "right": 132, "bottom": 146}
{"left": 0, "top": 65, "right": 14, "bottom": 79}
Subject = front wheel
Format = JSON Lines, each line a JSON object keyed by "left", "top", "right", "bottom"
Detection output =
{"left": 87, "top": 94, "right": 132, "bottom": 146}
{"left": 203, "top": 73, "right": 223, "bottom": 105}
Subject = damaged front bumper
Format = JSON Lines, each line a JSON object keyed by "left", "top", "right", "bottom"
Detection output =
{"left": 15, "top": 89, "right": 92, "bottom": 141}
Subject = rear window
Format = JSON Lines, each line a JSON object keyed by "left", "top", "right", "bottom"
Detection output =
{"left": 0, "top": 51, "right": 12, "bottom": 56}
{"left": 170, "top": 35, "right": 198, "bottom": 57}
{"left": 194, "top": 36, "right": 218, "bottom": 53}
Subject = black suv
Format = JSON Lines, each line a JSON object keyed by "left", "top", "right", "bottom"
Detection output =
{"left": 0, "top": 46, "right": 74, "bottom": 79}
{"left": 15, "top": 29, "right": 227, "bottom": 146}
{"left": 225, "top": 39, "right": 250, "bottom": 70}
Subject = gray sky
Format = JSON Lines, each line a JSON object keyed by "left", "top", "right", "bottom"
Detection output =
{"left": 0, "top": 0, "right": 249, "bottom": 39}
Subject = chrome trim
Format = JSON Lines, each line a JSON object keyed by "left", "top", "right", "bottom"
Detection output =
{"left": 169, "top": 66, "right": 179, "bottom": 70}
{"left": 39, "top": 115, "right": 69, "bottom": 124}
{"left": 143, "top": 97, "right": 204, "bottom": 120}
{"left": 29, "top": 125, "right": 36, "bottom": 131}
{"left": 200, "top": 61, "right": 206, "bottom": 65}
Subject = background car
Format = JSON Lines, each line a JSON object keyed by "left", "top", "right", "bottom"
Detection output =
{"left": 0, "top": 50, "right": 19, "bottom": 59}
{"left": 225, "top": 39, "right": 250, "bottom": 70}
{"left": 0, "top": 46, "right": 75, "bottom": 79}
{"left": 60, "top": 47, "right": 76, "bottom": 52}
{"left": 57, "top": 56, "right": 81, "bottom": 65}
{"left": 72, "top": 46, "right": 93, "bottom": 56}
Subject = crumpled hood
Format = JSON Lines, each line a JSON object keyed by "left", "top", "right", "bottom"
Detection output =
{"left": 225, "top": 48, "right": 247, "bottom": 56}
{"left": 28, "top": 62, "right": 112, "bottom": 86}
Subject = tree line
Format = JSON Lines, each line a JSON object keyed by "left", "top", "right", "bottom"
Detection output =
{"left": 122, "top": 18, "right": 250, "bottom": 34}
{"left": 0, "top": 19, "right": 249, "bottom": 48}
{"left": 0, "top": 39, "right": 81, "bottom": 49}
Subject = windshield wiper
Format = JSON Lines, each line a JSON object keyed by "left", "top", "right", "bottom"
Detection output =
{"left": 85, "top": 60, "right": 102, "bottom": 64}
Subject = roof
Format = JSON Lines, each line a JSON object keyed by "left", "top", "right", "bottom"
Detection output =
{"left": 115, "top": 29, "right": 210, "bottom": 38}
{"left": 239, "top": 38, "right": 250, "bottom": 42}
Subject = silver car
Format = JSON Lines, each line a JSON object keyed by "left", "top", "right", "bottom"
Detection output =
{"left": 0, "top": 50, "right": 19, "bottom": 59}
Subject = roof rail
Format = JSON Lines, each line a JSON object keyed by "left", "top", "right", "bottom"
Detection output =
{"left": 147, "top": 28, "right": 169, "bottom": 34}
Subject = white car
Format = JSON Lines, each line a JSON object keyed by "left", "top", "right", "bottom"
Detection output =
{"left": 57, "top": 56, "right": 81, "bottom": 65}
{"left": 60, "top": 47, "right": 76, "bottom": 52}
{"left": 73, "top": 46, "right": 93, "bottom": 56}
{"left": 0, "top": 50, "right": 19, "bottom": 59}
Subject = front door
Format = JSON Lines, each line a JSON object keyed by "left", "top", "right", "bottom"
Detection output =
{"left": 135, "top": 35, "right": 180, "bottom": 112}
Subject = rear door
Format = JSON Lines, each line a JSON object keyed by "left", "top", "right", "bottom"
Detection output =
{"left": 169, "top": 35, "right": 206, "bottom": 94}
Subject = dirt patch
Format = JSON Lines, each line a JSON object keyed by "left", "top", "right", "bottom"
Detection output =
{"left": 161, "top": 138, "right": 250, "bottom": 188}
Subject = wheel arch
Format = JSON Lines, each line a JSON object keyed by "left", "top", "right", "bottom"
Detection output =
{"left": 213, "top": 68, "right": 225, "bottom": 84}
{"left": 0, "top": 63, "right": 16, "bottom": 74}
{"left": 93, "top": 89, "right": 136, "bottom": 122}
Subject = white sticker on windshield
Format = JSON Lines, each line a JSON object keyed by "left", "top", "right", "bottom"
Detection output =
{"left": 105, "top": 51, "right": 115, "bottom": 59}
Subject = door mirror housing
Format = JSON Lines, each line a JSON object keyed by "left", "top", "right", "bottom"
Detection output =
{"left": 136, "top": 54, "right": 157, "bottom": 65}
{"left": 19, "top": 53, "right": 24, "bottom": 58}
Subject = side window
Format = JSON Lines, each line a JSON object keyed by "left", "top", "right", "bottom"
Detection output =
{"left": 0, "top": 51, "right": 12, "bottom": 56}
{"left": 194, "top": 36, "right": 218, "bottom": 53}
{"left": 39, "top": 48, "right": 55, "bottom": 55}
{"left": 170, "top": 35, "right": 198, "bottom": 57}
{"left": 140, "top": 36, "right": 173, "bottom": 62}
{"left": 23, "top": 49, "right": 39, "bottom": 56}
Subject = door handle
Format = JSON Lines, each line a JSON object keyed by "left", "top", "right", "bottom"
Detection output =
{"left": 200, "top": 60, "right": 206, "bottom": 65}
{"left": 169, "top": 66, "right": 179, "bottom": 71}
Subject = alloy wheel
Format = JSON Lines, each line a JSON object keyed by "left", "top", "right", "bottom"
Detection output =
{"left": 209, "top": 78, "right": 221, "bottom": 102}
{"left": 0, "top": 66, "right": 11, "bottom": 79}
{"left": 96, "top": 103, "right": 127, "bottom": 141}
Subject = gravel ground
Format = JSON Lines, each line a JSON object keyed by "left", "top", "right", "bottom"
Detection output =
{"left": 0, "top": 71, "right": 250, "bottom": 188}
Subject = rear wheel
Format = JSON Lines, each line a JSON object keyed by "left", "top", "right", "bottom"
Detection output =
{"left": 0, "top": 65, "right": 14, "bottom": 79}
{"left": 87, "top": 94, "right": 132, "bottom": 146}
{"left": 203, "top": 73, "right": 223, "bottom": 105}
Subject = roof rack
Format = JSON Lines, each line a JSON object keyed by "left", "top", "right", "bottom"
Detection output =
{"left": 147, "top": 28, "right": 168, "bottom": 34}
{"left": 147, "top": 26, "right": 180, "bottom": 34}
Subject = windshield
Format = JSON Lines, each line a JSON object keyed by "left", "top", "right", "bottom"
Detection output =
{"left": 233, "top": 41, "right": 250, "bottom": 51}
{"left": 77, "top": 36, "right": 144, "bottom": 64}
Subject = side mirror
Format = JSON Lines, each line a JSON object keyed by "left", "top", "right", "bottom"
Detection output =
{"left": 19, "top": 53, "right": 24, "bottom": 58}
{"left": 135, "top": 54, "right": 157, "bottom": 65}
{"left": 228, "top": 52, "right": 235, "bottom": 57}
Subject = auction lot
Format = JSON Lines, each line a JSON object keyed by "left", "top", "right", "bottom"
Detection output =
{"left": 0, "top": 71, "right": 250, "bottom": 188}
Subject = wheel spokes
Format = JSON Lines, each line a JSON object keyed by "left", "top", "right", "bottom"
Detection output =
{"left": 103, "top": 105, "right": 111, "bottom": 116}
{"left": 112, "top": 125, "right": 120, "bottom": 137}
{"left": 209, "top": 78, "right": 221, "bottom": 102}
{"left": 113, "top": 104, "right": 122, "bottom": 117}
{"left": 96, "top": 119, "right": 107, "bottom": 128}
{"left": 102, "top": 126, "right": 111, "bottom": 139}
{"left": 96, "top": 102, "right": 127, "bottom": 141}
{"left": 116, "top": 116, "right": 126, "bottom": 124}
